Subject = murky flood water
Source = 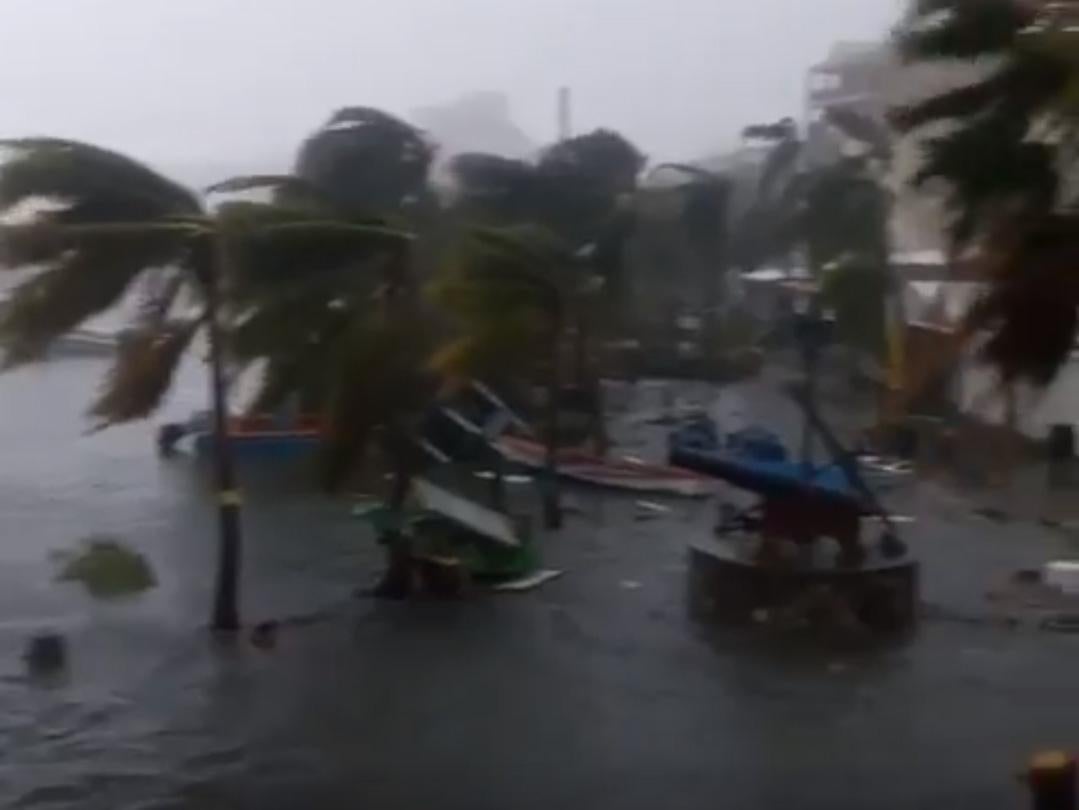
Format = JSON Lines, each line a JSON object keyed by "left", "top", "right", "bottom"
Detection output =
{"left": 1, "top": 359, "right": 1077, "bottom": 809}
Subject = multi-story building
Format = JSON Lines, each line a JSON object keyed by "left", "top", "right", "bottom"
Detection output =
{"left": 804, "top": 41, "right": 985, "bottom": 257}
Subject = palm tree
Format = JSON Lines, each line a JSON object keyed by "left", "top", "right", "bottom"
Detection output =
{"left": 644, "top": 163, "right": 732, "bottom": 376}
{"left": 225, "top": 200, "right": 433, "bottom": 598}
{"left": 433, "top": 225, "right": 597, "bottom": 530}
{"left": 892, "top": 0, "right": 1067, "bottom": 245}
{"left": 892, "top": 0, "right": 1079, "bottom": 389}
{"left": 448, "top": 129, "right": 644, "bottom": 450}
{"left": 0, "top": 138, "right": 405, "bottom": 627}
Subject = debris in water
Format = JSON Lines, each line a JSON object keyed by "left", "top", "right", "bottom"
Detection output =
{"left": 251, "top": 621, "right": 279, "bottom": 650}
{"left": 620, "top": 580, "right": 643, "bottom": 590}
{"left": 974, "top": 507, "right": 1010, "bottom": 523}
{"left": 24, "top": 633, "right": 66, "bottom": 675}
{"left": 491, "top": 569, "right": 563, "bottom": 592}
{"left": 473, "top": 470, "right": 533, "bottom": 484}
{"left": 53, "top": 536, "right": 156, "bottom": 598}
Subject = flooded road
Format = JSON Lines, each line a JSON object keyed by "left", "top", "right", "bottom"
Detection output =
{"left": 1, "top": 359, "right": 1077, "bottom": 808}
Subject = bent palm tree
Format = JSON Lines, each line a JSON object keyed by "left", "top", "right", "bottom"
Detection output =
{"left": 210, "top": 172, "right": 429, "bottom": 597}
{"left": 433, "top": 225, "right": 595, "bottom": 530}
{"left": 0, "top": 138, "right": 405, "bottom": 626}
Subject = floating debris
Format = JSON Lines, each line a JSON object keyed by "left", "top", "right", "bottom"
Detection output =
{"left": 24, "top": 633, "right": 66, "bottom": 676}
{"left": 250, "top": 621, "right": 280, "bottom": 650}
{"left": 974, "top": 507, "right": 1011, "bottom": 524}
{"left": 491, "top": 569, "right": 563, "bottom": 592}
{"left": 473, "top": 470, "right": 534, "bottom": 485}
{"left": 53, "top": 536, "right": 156, "bottom": 599}
{"left": 1045, "top": 561, "right": 1079, "bottom": 595}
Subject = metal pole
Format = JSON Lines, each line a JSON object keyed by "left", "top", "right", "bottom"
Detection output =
{"left": 207, "top": 230, "right": 243, "bottom": 632}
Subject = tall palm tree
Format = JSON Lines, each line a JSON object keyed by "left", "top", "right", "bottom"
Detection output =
{"left": 433, "top": 225, "right": 596, "bottom": 529}
{"left": 448, "top": 129, "right": 644, "bottom": 450}
{"left": 0, "top": 138, "right": 405, "bottom": 627}
{"left": 645, "top": 163, "right": 732, "bottom": 375}
{"left": 209, "top": 174, "right": 433, "bottom": 599}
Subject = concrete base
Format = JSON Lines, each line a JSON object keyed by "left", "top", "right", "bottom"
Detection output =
{"left": 688, "top": 536, "right": 919, "bottom": 634}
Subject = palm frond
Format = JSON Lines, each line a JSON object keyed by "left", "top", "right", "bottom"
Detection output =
{"left": 0, "top": 138, "right": 201, "bottom": 222}
{"left": 914, "top": 113, "right": 1058, "bottom": 242}
{"left": 321, "top": 315, "right": 436, "bottom": 490}
{"left": 896, "top": 0, "right": 1033, "bottom": 61}
{"left": 88, "top": 319, "right": 199, "bottom": 427}
{"left": 965, "top": 213, "right": 1079, "bottom": 385}
{"left": 207, "top": 174, "right": 337, "bottom": 213}
{"left": 0, "top": 230, "right": 193, "bottom": 365}
{"left": 295, "top": 107, "right": 434, "bottom": 216}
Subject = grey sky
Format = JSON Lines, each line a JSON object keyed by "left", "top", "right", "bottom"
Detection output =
{"left": 0, "top": 0, "right": 904, "bottom": 181}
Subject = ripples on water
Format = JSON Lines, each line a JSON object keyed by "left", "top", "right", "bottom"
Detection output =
{"left": 0, "top": 362, "right": 1077, "bottom": 809}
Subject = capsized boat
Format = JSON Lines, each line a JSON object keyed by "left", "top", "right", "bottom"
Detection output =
{"left": 163, "top": 411, "right": 322, "bottom": 459}
{"left": 353, "top": 478, "right": 541, "bottom": 582}
{"left": 497, "top": 435, "right": 714, "bottom": 497}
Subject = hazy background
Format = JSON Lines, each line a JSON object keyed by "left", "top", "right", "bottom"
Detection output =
{"left": 0, "top": 0, "right": 904, "bottom": 183}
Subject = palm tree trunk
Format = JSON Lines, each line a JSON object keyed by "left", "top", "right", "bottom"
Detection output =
{"left": 373, "top": 432, "right": 415, "bottom": 599}
{"left": 207, "top": 232, "right": 243, "bottom": 632}
{"left": 573, "top": 313, "right": 608, "bottom": 456}
{"left": 543, "top": 323, "right": 564, "bottom": 530}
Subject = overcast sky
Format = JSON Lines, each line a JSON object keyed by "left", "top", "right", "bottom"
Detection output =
{"left": 0, "top": 0, "right": 904, "bottom": 182}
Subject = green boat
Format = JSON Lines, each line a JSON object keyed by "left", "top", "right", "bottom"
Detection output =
{"left": 353, "top": 478, "right": 539, "bottom": 581}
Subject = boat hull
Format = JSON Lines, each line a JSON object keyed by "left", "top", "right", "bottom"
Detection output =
{"left": 497, "top": 436, "right": 714, "bottom": 497}
{"left": 193, "top": 430, "right": 321, "bottom": 459}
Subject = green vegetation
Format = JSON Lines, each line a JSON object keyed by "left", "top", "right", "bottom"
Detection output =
{"left": 53, "top": 536, "right": 156, "bottom": 599}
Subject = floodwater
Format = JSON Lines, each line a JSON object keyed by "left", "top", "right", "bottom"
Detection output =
{"left": 1, "top": 359, "right": 1078, "bottom": 809}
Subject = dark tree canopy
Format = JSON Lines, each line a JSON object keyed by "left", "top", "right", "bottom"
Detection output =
{"left": 450, "top": 128, "right": 645, "bottom": 251}
{"left": 537, "top": 128, "right": 645, "bottom": 197}
{"left": 295, "top": 107, "right": 435, "bottom": 216}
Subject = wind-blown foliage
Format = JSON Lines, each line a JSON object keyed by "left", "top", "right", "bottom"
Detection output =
{"left": 433, "top": 225, "right": 592, "bottom": 527}
{"left": 451, "top": 128, "right": 644, "bottom": 249}
{"left": 210, "top": 187, "right": 418, "bottom": 489}
{"left": 0, "top": 139, "right": 412, "bottom": 437}
{"left": 0, "top": 139, "right": 206, "bottom": 420}
{"left": 892, "top": 0, "right": 1070, "bottom": 243}
{"left": 894, "top": 0, "right": 1079, "bottom": 386}
{"left": 295, "top": 107, "right": 435, "bottom": 217}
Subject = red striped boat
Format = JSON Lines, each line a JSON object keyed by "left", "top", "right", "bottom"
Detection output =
{"left": 497, "top": 436, "right": 714, "bottom": 498}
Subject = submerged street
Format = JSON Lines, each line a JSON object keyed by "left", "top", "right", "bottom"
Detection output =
{"left": 0, "top": 358, "right": 1077, "bottom": 809}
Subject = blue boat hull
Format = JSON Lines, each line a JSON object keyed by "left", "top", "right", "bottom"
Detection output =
{"left": 193, "top": 431, "right": 321, "bottom": 459}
